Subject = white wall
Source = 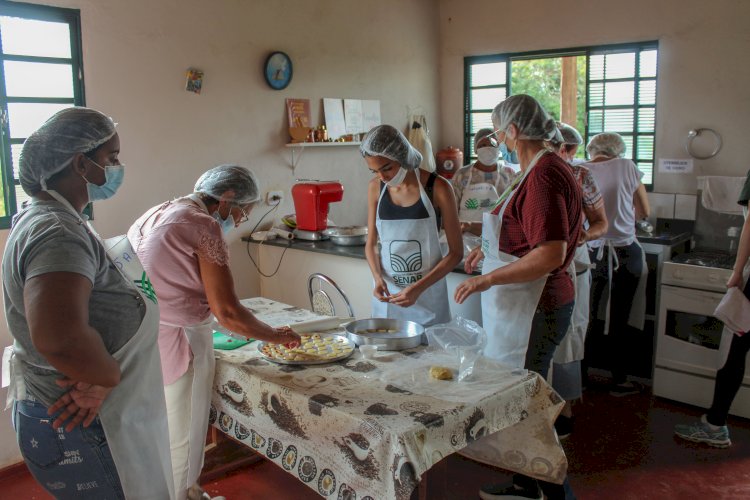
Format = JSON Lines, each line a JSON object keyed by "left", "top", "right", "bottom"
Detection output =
{"left": 0, "top": 0, "right": 440, "bottom": 469}
{"left": 437, "top": 0, "right": 750, "bottom": 194}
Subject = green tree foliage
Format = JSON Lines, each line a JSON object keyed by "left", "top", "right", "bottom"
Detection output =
{"left": 511, "top": 56, "right": 587, "bottom": 156}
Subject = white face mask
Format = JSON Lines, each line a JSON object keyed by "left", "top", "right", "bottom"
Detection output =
{"left": 476, "top": 146, "right": 500, "bottom": 166}
{"left": 385, "top": 166, "right": 408, "bottom": 187}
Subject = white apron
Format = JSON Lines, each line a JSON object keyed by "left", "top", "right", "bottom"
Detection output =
{"left": 4, "top": 192, "right": 174, "bottom": 500}
{"left": 142, "top": 193, "right": 217, "bottom": 490}
{"left": 480, "top": 150, "right": 548, "bottom": 368}
{"left": 554, "top": 245, "right": 591, "bottom": 364}
{"left": 372, "top": 174, "right": 451, "bottom": 326}
{"left": 458, "top": 172, "right": 500, "bottom": 223}
{"left": 162, "top": 318, "right": 215, "bottom": 491}
{"left": 592, "top": 239, "right": 648, "bottom": 334}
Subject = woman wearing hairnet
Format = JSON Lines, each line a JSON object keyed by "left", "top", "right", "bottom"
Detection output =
{"left": 547, "top": 122, "right": 608, "bottom": 438}
{"left": 361, "top": 125, "right": 462, "bottom": 326}
{"left": 584, "top": 132, "right": 650, "bottom": 397}
{"left": 451, "top": 127, "right": 518, "bottom": 236}
{"left": 127, "top": 165, "right": 300, "bottom": 500}
{"left": 2, "top": 107, "right": 174, "bottom": 498}
{"left": 454, "top": 95, "right": 580, "bottom": 500}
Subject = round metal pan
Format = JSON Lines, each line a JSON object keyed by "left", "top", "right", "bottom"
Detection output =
{"left": 344, "top": 318, "right": 424, "bottom": 351}
{"left": 256, "top": 334, "right": 355, "bottom": 365}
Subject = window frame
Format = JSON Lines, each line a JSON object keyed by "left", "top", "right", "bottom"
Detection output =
{"left": 464, "top": 41, "right": 658, "bottom": 190}
{"left": 0, "top": 0, "right": 85, "bottom": 229}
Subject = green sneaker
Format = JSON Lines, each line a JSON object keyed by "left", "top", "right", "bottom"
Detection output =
{"left": 674, "top": 415, "right": 731, "bottom": 448}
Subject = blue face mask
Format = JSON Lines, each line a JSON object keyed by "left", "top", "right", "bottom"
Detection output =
{"left": 212, "top": 210, "right": 235, "bottom": 234}
{"left": 499, "top": 142, "right": 518, "bottom": 164}
{"left": 84, "top": 159, "right": 125, "bottom": 201}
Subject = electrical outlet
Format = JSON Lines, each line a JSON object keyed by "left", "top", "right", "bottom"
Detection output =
{"left": 266, "top": 190, "right": 283, "bottom": 206}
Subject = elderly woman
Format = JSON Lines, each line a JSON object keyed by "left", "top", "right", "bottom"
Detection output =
{"left": 361, "top": 125, "right": 462, "bottom": 326}
{"left": 451, "top": 127, "right": 518, "bottom": 236}
{"left": 548, "top": 122, "right": 608, "bottom": 437}
{"left": 127, "top": 165, "right": 300, "bottom": 500}
{"left": 584, "top": 132, "right": 650, "bottom": 397}
{"left": 2, "top": 108, "right": 174, "bottom": 499}
{"left": 454, "top": 95, "right": 580, "bottom": 500}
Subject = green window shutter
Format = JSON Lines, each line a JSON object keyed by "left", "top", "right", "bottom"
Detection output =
{"left": 464, "top": 57, "right": 508, "bottom": 161}
{"left": 586, "top": 44, "right": 658, "bottom": 187}
{"left": 0, "top": 2, "right": 85, "bottom": 228}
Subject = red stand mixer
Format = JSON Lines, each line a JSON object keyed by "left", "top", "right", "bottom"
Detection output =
{"left": 291, "top": 181, "right": 344, "bottom": 240}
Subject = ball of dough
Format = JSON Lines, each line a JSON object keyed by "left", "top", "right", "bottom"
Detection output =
{"left": 429, "top": 366, "right": 453, "bottom": 380}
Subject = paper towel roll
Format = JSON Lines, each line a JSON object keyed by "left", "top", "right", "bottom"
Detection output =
{"left": 272, "top": 227, "right": 295, "bottom": 240}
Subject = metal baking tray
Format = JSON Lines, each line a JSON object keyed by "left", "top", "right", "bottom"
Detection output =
{"left": 344, "top": 318, "right": 425, "bottom": 351}
{"left": 256, "top": 334, "right": 355, "bottom": 365}
{"left": 322, "top": 226, "right": 368, "bottom": 246}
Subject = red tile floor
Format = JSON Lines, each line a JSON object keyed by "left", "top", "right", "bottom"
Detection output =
{"left": 3, "top": 378, "right": 750, "bottom": 499}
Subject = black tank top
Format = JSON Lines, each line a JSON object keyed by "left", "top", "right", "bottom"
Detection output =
{"left": 378, "top": 172, "right": 441, "bottom": 230}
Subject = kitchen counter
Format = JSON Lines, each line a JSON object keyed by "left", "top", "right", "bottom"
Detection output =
{"left": 243, "top": 237, "right": 474, "bottom": 275}
{"left": 636, "top": 230, "right": 692, "bottom": 246}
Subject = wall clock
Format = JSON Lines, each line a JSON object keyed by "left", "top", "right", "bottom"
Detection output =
{"left": 264, "top": 51, "right": 293, "bottom": 90}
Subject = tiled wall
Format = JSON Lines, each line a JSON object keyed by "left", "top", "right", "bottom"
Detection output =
{"left": 647, "top": 192, "right": 697, "bottom": 223}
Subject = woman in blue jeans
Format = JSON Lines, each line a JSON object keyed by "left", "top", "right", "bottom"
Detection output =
{"left": 3, "top": 108, "right": 173, "bottom": 499}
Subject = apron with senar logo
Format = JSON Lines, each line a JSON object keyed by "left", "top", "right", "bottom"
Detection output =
{"left": 373, "top": 174, "right": 450, "bottom": 326}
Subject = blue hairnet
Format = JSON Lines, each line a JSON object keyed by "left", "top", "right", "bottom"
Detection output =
{"left": 587, "top": 132, "right": 626, "bottom": 158}
{"left": 474, "top": 127, "right": 496, "bottom": 151}
{"left": 20, "top": 107, "right": 116, "bottom": 194}
{"left": 194, "top": 164, "right": 260, "bottom": 204}
{"left": 360, "top": 124, "right": 422, "bottom": 171}
{"left": 557, "top": 122, "right": 583, "bottom": 145}
{"left": 491, "top": 95, "right": 561, "bottom": 142}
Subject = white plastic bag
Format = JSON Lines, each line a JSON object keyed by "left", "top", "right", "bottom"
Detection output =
{"left": 425, "top": 317, "right": 487, "bottom": 382}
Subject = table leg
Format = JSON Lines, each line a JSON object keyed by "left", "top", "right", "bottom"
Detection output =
{"left": 412, "top": 456, "right": 448, "bottom": 500}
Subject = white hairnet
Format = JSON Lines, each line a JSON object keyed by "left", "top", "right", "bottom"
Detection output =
{"left": 587, "top": 132, "right": 626, "bottom": 158}
{"left": 360, "top": 124, "right": 422, "bottom": 171}
{"left": 473, "top": 127, "right": 496, "bottom": 151}
{"left": 194, "top": 164, "right": 260, "bottom": 204}
{"left": 20, "top": 107, "right": 116, "bottom": 194}
{"left": 557, "top": 122, "right": 583, "bottom": 145}
{"left": 491, "top": 95, "right": 561, "bottom": 142}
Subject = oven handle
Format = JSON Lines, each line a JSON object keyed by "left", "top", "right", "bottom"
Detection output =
{"left": 660, "top": 284, "right": 724, "bottom": 306}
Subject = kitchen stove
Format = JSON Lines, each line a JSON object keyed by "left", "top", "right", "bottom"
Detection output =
{"left": 654, "top": 185, "right": 750, "bottom": 419}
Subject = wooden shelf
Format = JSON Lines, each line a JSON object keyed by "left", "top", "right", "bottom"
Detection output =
{"left": 285, "top": 142, "right": 362, "bottom": 172}
{"left": 285, "top": 142, "right": 361, "bottom": 148}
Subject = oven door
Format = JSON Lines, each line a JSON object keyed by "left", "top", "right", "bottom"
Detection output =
{"left": 654, "top": 284, "right": 750, "bottom": 418}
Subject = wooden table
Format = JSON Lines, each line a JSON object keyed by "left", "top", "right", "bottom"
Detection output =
{"left": 210, "top": 298, "right": 566, "bottom": 499}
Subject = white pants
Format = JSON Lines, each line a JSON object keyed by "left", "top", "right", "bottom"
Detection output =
{"left": 164, "top": 362, "right": 196, "bottom": 500}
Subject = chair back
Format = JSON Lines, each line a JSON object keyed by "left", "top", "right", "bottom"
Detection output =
{"left": 307, "top": 273, "right": 355, "bottom": 317}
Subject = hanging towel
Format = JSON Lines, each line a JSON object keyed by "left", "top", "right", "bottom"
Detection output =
{"left": 714, "top": 287, "right": 750, "bottom": 336}
{"left": 407, "top": 115, "right": 436, "bottom": 172}
{"left": 697, "top": 176, "right": 746, "bottom": 215}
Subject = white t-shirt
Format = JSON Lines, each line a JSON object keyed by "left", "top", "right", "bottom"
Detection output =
{"left": 585, "top": 157, "right": 644, "bottom": 247}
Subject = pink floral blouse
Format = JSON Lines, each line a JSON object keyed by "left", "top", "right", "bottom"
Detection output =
{"left": 127, "top": 197, "right": 228, "bottom": 385}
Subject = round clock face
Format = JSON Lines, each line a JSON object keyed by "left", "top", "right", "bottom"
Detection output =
{"left": 264, "top": 51, "right": 292, "bottom": 90}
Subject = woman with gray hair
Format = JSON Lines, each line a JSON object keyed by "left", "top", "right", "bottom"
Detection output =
{"left": 454, "top": 95, "right": 580, "bottom": 500}
{"left": 584, "top": 132, "right": 650, "bottom": 397}
{"left": 2, "top": 107, "right": 174, "bottom": 498}
{"left": 127, "top": 164, "right": 299, "bottom": 500}
{"left": 361, "top": 124, "right": 462, "bottom": 326}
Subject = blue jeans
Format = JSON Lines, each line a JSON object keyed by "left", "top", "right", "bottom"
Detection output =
{"left": 13, "top": 396, "right": 125, "bottom": 499}
{"left": 516, "top": 301, "right": 577, "bottom": 500}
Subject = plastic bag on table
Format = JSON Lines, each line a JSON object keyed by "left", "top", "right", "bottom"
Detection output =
{"left": 425, "top": 317, "right": 487, "bottom": 382}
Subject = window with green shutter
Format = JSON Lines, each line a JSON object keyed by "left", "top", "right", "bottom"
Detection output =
{"left": 464, "top": 41, "right": 658, "bottom": 189}
{"left": 0, "top": 1, "right": 85, "bottom": 229}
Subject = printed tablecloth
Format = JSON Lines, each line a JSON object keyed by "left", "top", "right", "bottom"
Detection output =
{"left": 211, "top": 298, "right": 566, "bottom": 499}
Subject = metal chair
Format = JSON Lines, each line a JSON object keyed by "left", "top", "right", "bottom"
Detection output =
{"left": 308, "top": 273, "right": 355, "bottom": 317}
